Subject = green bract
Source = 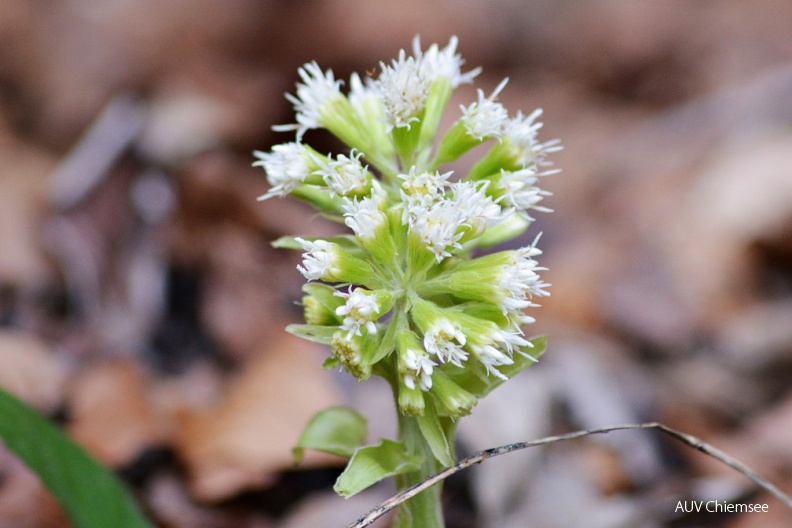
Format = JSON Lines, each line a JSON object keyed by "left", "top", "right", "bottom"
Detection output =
{"left": 257, "top": 35, "right": 559, "bottom": 526}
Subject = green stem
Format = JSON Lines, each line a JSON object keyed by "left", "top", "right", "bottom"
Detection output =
{"left": 393, "top": 413, "right": 445, "bottom": 528}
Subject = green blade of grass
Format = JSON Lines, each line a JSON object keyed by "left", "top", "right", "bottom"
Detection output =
{"left": 0, "top": 387, "right": 152, "bottom": 528}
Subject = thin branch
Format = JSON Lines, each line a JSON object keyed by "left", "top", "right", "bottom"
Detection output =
{"left": 346, "top": 422, "right": 792, "bottom": 528}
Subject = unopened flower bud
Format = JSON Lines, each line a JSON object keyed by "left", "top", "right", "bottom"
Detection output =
{"left": 398, "top": 381, "right": 426, "bottom": 416}
{"left": 331, "top": 332, "right": 373, "bottom": 382}
{"left": 295, "top": 238, "right": 380, "bottom": 287}
{"left": 302, "top": 295, "right": 339, "bottom": 326}
{"left": 431, "top": 371, "right": 477, "bottom": 418}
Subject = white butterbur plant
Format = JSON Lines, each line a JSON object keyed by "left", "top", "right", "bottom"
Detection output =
{"left": 259, "top": 36, "right": 560, "bottom": 527}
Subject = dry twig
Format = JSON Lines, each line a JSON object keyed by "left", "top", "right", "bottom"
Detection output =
{"left": 346, "top": 422, "right": 792, "bottom": 528}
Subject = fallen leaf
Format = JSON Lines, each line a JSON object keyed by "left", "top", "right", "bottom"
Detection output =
{"left": 67, "top": 359, "right": 164, "bottom": 468}
{"left": 0, "top": 446, "right": 70, "bottom": 528}
{"left": 0, "top": 331, "right": 66, "bottom": 413}
{"left": 176, "top": 331, "right": 344, "bottom": 501}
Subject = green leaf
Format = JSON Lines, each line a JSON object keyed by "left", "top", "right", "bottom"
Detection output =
{"left": 416, "top": 400, "right": 454, "bottom": 467}
{"left": 368, "top": 309, "right": 402, "bottom": 364}
{"left": 286, "top": 324, "right": 338, "bottom": 344}
{"left": 302, "top": 283, "right": 344, "bottom": 311}
{"left": 0, "top": 387, "right": 151, "bottom": 528}
{"left": 293, "top": 407, "right": 368, "bottom": 464}
{"left": 450, "top": 336, "right": 547, "bottom": 398}
{"left": 439, "top": 416, "right": 459, "bottom": 461}
{"left": 334, "top": 439, "right": 421, "bottom": 498}
{"left": 271, "top": 235, "right": 306, "bottom": 250}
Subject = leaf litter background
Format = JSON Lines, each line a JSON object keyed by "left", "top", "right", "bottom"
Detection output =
{"left": 1, "top": 1, "right": 792, "bottom": 527}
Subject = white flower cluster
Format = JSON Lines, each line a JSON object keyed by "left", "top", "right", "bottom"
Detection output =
{"left": 257, "top": 36, "right": 560, "bottom": 418}
{"left": 335, "top": 288, "right": 380, "bottom": 339}
{"left": 253, "top": 142, "right": 311, "bottom": 200}
{"left": 460, "top": 78, "right": 510, "bottom": 141}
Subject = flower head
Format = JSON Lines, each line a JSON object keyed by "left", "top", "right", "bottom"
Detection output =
{"left": 496, "top": 168, "right": 553, "bottom": 219}
{"left": 400, "top": 168, "right": 451, "bottom": 199}
{"left": 312, "top": 149, "right": 370, "bottom": 197}
{"left": 349, "top": 72, "right": 380, "bottom": 111}
{"left": 253, "top": 142, "right": 313, "bottom": 200}
{"left": 331, "top": 332, "right": 373, "bottom": 381}
{"left": 408, "top": 198, "right": 466, "bottom": 262}
{"left": 276, "top": 62, "right": 344, "bottom": 140}
{"left": 503, "top": 110, "right": 563, "bottom": 169}
{"left": 342, "top": 183, "right": 387, "bottom": 242}
{"left": 402, "top": 348, "right": 436, "bottom": 391}
{"left": 295, "top": 237, "right": 376, "bottom": 285}
{"left": 296, "top": 238, "right": 338, "bottom": 281}
{"left": 261, "top": 36, "right": 558, "bottom": 431}
{"left": 460, "top": 78, "right": 509, "bottom": 141}
{"left": 376, "top": 50, "right": 430, "bottom": 131}
{"left": 471, "top": 343, "right": 513, "bottom": 380}
{"left": 335, "top": 288, "right": 381, "bottom": 339}
{"left": 451, "top": 181, "right": 505, "bottom": 241}
{"left": 498, "top": 240, "right": 550, "bottom": 313}
{"left": 424, "top": 319, "right": 469, "bottom": 367}
{"left": 413, "top": 35, "right": 480, "bottom": 88}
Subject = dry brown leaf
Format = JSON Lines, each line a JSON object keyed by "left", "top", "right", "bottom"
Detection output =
{"left": 199, "top": 226, "right": 283, "bottom": 361}
{"left": 145, "top": 472, "right": 276, "bottom": 528}
{"left": 457, "top": 368, "right": 552, "bottom": 521}
{"left": 279, "top": 488, "right": 393, "bottom": 528}
{"left": 0, "top": 447, "right": 70, "bottom": 528}
{"left": 0, "top": 331, "right": 66, "bottom": 413}
{"left": 67, "top": 359, "right": 164, "bottom": 468}
{"left": 714, "top": 300, "right": 792, "bottom": 371}
{"left": 666, "top": 131, "right": 792, "bottom": 322}
{"left": 746, "top": 394, "right": 792, "bottom": 463}
{"left": 176, "top": 332, "right": 344, "bottom": 501}
{"left": 0, "top": 128, "right": 55, "bottom": 288}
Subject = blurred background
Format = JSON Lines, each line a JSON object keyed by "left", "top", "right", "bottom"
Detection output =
{"left": 1, "top": 1, "right": 792, "bottom": 526}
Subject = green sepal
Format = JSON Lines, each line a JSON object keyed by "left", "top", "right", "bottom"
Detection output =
{"left": 286, "top": 324, "right": 338, "bottom": 345}
{"left": 432, "top": 118, "right": 482, "bottom": 167}
{"left": 465, "top": 213, "right": 530, "bottom": 249}
{"left": 302, "top": 283, "right": 345, "bottom": 312}
{"left": 291, "top": 185, "right": 346, "bottom": 216}
{"left": 319, "top": 96, "right": 376, "bottom": 161}
{"left": 302, "top": 283, "right": 344, "bottom": 326}
{"left": 407, "top": 230, "right": 436, "bottom": 277}
{"left": 398, "top": 381, "right": 426, "bottom": 416}
{"left": 466, "top": 137, "right": 524, "bottom": 181}
{"left": 357, "top": 331, "right": 385, "bottom": 371}
{"left": 452, "top": 302, "right": 510, "bottom": 326}
{"left": 369, "top": 309, "right": 404, "bottom": 364}
{"left": 430, "top": 370, "right": 477, "bottom": 418}
{"left": 392, "top": 110, "right": 425, "bottom": 166}
{"left": 387, "top": 207, "right": 407, "bottom": 255}
{"left": 322, "top": 356, "right": 341, "bottom": 369}
{"left": 303, "top": 295, "right": 340, "bottom": 325}
{"left": 272, "top": 235, "right": 307, "bottom": 250}
{"left": 348, "top": 73, "right": 397, "bottom": 178}
{"left": 272, "top": 234, "right": 363, "bottom": 255}
{"left": 293, "top": 407, "right": 368, "bottom": 464}
{"left": 334, "top": 439, "right": 422, "bottom": 498}
{"left": 419, "top": 77, "right": 453, "bottom": 154}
